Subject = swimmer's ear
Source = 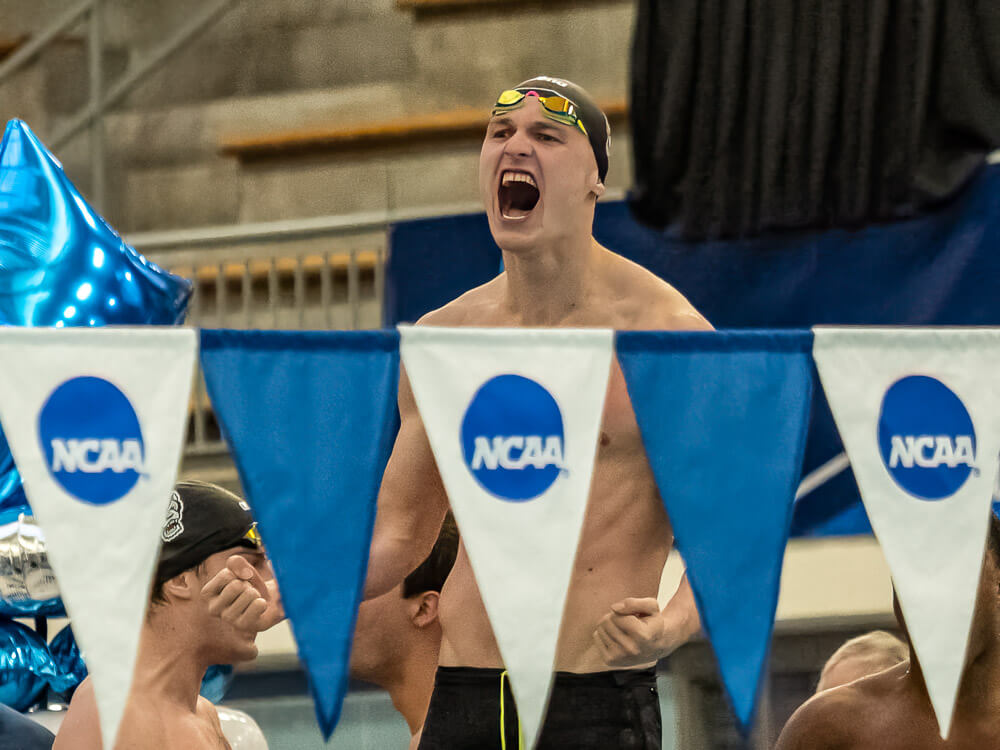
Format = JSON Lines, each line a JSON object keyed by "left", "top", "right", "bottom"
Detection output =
{"left": 409, "top": 590, "right": 440, "bottom": 628}
{"left": 591, "top": 179, "right": 606, "bottom": 199}
{"left": 162, "top": 570, "right": 198, "bottom": 602}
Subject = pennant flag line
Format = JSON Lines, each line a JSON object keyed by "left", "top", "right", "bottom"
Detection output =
{"left": 0, "top": 327, "right": 196, "bottom": 750}
{"left": 199, "top": 329, "right": 400, "bottom": 739}
{"left": 617, "top": 330, "right": 814, "bottom": 730}
{"left": 400, "top": 325, "right": 613, "bottom": 749}
{"left": 813, "top": 327, "right": 1000, "bottom": 738}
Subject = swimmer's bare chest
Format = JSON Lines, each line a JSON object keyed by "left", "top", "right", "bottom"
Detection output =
{"left": 435, "top": 304, "right": 673, "bottom": 672}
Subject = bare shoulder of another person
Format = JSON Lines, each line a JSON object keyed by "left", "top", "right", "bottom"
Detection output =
{"left": 196, "top": 697, "right": 229, "bottom": 743}
{"left": 776, "top": 682, "right": 873, "bottom": 750}
{"left": 53, "top": 677, "right": 102, "bottom": 750}
{"left": 56, "top": 678, "right": 171, "bottom": 750}
{"left": 608, "top": 253, "right": 713, "bottom": 331}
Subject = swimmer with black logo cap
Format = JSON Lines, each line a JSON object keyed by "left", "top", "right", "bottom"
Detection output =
{"left": 55, "top": 481, "right": 278, "bottom": 750}
{"left": 203, "top": 76, "right": 712, "bottom": 748}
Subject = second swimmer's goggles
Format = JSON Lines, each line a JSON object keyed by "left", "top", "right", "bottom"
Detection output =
{"left": 241, "top": 523, "right": 263, "bottom": 549}
{"left": 491, "top": 89, "right": 589, "bottom": 136}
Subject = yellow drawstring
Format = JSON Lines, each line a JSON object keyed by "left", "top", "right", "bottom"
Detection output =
{"left": 499, "top": 670, "right": 524, "bottom": 750}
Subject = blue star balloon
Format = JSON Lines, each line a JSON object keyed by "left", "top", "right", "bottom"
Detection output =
{"left": 0, "top": 118, "right": 192, "bottom": 513}
{"left": 48, "top": 624, "right": 87, "bottom": 697}
{"left": 0, "top": 618, "right": 69, "bottom": 711}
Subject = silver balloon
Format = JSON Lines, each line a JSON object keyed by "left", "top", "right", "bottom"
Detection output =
{"left": 0, "top": 510, "right": 61, "bottom": 616}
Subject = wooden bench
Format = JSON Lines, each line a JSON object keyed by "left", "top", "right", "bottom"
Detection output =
{"left": 221, "top": 101, "right": 628, "bottom": 163}
{"left": 396, "top": 0, "right": 593, "bottom": 10}
{"left": 221, "top": 99, "right": 628, "bottom": 162}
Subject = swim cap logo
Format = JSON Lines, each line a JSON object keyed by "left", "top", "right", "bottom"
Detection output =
{"left": 461, "top": 374, "right": 565, "bottom": 502}
{"left": 38, "top": 376, "right": 145, "bottom": 506}
{"left": 532, "top": 75, "right": 571, "bottom": 89}
{"left": 162, "top": 491, "right": 184, "bottom": 542}
{"left": 877, "top": 375, "right": 976, "bottom": 501}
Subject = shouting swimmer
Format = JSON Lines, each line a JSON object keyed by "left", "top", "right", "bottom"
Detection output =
{"left": 365, "top": 77, "right": 712, "bottom": 749}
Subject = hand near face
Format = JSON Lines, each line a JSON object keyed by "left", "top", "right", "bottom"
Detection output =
{"left": 201, "top": 554, "right": 285, "bottom": 632}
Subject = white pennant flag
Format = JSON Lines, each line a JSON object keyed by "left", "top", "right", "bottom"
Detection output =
{"left": 0, "top": 328, "right": 196, "bottom": 749}
{"left": 400, "top": 326, "right": 612, "bottom": 748}
{"left": 813, "top": 327, "right": 1000, "bottom": 738}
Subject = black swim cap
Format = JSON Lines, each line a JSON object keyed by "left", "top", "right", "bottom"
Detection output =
{"left": 513, "top": 76, "right": 611, "bottom": 182}
{"left": 156, "top": 481, "right": 260, "bottom": 583}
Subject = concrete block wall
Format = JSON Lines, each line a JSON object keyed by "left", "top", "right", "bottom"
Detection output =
{"left": 0, "top": 0, "right": 634, "bottom": 233}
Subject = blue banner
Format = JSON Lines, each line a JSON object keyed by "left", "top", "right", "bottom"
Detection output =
{"left": 616, "top": 330, "right": 813, "bottom": 729}
{"left": 199, "top": 329, "right": 399, "bottom": 738}
{"left": 385, "top": 165, "right": 1000, "bottom": 535}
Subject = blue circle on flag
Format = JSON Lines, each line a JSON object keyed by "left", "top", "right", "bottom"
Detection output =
{"left": 38, "top": 377, "right": 145, "bottom": 505}
{"left": 460, "top": 374, "right": 565, "bottom": 502}
{"left": 877, "top": 375, "right": 976, "bottom": 501}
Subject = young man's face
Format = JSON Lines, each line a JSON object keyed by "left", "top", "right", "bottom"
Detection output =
{"left": 195, "top": 546, "right": 272, "bottom": 663}
{"left": 349, "top": 583, "right": 415, "bottom": 683}
{"left": 479, "top": 96, "right": 602, "bottom": 252}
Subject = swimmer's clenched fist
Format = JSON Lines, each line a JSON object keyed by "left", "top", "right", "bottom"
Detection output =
{"left": 593, "top": 593, "right": 699, "bottom": 668}
{"left": 201, "top": 554, "right": 284, "bottom": 633}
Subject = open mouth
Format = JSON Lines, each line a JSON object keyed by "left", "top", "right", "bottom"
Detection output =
{"left": 498, "top": 170, "right": 540, "bottom": 220}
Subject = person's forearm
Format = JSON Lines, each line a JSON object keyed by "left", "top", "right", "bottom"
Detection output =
{"left": 655, "top": 574, "right": 702, "bottom": 656}
{"left": 364, "top": 532, "right": 422, "bottom": 600}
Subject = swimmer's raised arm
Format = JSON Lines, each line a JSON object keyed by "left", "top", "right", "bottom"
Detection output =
{"left": 364, "top": 362, "right": 450, "bottom": 600}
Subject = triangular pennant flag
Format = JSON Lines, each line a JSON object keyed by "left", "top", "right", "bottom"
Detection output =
{"left": 199, "top": 329, "right": 399, "bottom": 739}
{"left": 400, "top": 326, "right": 613, "bottom": 748}
{"left": 813, "top": 327, "right": 1000, "bottom": 738}
{"left": 616, "top": 330, "right": 813, "bottom": 730}
{"left": 0, "top": 327, "right": 196, "bottom": 749}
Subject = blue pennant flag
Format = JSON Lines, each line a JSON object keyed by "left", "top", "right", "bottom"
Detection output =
{"left": 199, "top": 329, "right": 399, "bottom": 739}
{"left": 616, "top": 330, "right": 813, "bottom": 730}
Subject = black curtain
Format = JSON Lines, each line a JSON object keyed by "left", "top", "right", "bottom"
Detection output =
{"left": 630, "top": 0, "right": 1000, "bottom": 239}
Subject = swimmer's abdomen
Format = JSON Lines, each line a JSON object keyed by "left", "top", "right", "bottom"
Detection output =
{"left": 437, "top": 364, "right": 672, "bottom": 673}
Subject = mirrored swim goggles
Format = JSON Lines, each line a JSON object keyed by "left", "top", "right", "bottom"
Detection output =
{"left": 241, "top": 522, "right": 263, "bottom": 549}
{"left": 491, "top": 89, "right": 589, "bottom": 137}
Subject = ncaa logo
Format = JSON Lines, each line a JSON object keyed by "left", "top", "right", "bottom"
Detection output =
{"left": 461, "top": 374, "right": 566, "bottom": 502}
{"left": 877, "top": 375, "right": 976, "bottom": 501}
{"left": 38, "top": 376, "right": 146, "bottom": 506}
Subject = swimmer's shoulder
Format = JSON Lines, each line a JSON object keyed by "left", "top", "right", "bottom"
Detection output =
{"left": 602, "top": 249, "right": 712, "bottom": 331}
{"left": 775, "top": 683, "right": 868, "bottom": 750}
{"left": 53, "top": 677, "right": 101, "bottom": 750}
{"left": 195, "top": 697, "right": 230, "bottom": 746}
{"left": 776, "top": 664, "right": 911, "bottom": 750}
{"left": 416, "top": 276, "right": 505, "bottom": 327}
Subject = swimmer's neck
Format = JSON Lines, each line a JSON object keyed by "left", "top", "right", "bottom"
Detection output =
{"left": 130, "top": 620, "right": 211, "bottom": 712}
{"left": 500, "top": 235, "right": 606, "bottom": 325}
{"left": 378, "top": 633, "right": 439, "bottom": 736}
{"left": 905, "top": 632, "right": 1000, "bottom": 720}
